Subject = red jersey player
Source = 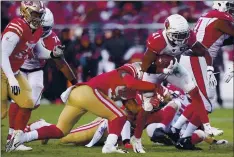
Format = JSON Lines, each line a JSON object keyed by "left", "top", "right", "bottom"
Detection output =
{"left": 1, "top": 2, "right": 49, "bottom": 153}
{"left": 7, "top": 8, "right": 77, "bottom": 151}
{"left": 7, "top": 62, "right": 164, "bottom": 153}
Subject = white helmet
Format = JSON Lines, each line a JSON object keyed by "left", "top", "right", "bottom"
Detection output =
{"left": 213, "top": 1, "right": 234, "bottom": 16}
{"left": 42, "top": 8, "right": 54, "bottom": 37}
{"left": 164, "top": 14, "right": 190, "bottom": 45}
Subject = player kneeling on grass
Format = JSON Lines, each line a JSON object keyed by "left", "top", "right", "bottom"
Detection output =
{"left": 8, "top": 62, "right": 165, "bottom": 153}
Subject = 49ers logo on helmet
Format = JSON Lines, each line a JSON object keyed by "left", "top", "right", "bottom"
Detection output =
{"left": 165, "top": 19, "right": 170, "bottom": 29}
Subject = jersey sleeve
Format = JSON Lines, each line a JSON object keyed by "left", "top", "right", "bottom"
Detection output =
{"left": 43, "top": 32, "right": 61, "bottom": 51}
{"left": 187, "top": 30, "right": 197, "bottom": 47}
{"left": 3, "top": 18, "right": 25, "bottom": 38}
{"left": 146, "top": 31, "right": 166, "bottom": 54}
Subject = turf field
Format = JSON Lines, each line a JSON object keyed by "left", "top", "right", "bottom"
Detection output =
{"left": 1, "top": 105, "right": 233, "bottom": 157}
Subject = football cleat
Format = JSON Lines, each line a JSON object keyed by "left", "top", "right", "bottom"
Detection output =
{"left": 102, "top": 144, "right": 128, "bottom": 153}
{"left": 167, "top": 127, "right": 180, "bottom": 144}
{"left": 175, "top": 137, "right": 202, "bottom": 151}
{"left": 211, "top": 127, "right": 223, "bottom": 136}
{"left": 151, "top": 127, "right": 174, "bottom": 146}
{"left": 6, "top": 130, "right": 23, "bottom": 152}
{"left": 130, "top": 136, "right": 146, "bottom": 153}
{"left": 6, "top": 140, "right": 32, "bottom": 151}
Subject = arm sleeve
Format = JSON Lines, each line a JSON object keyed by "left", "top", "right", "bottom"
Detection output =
{"left": 122, "top": 74, "right": 156, "bottom": 91}
{"left": 35, "top": 39, "right": 52, "bottom": 59}
{"left": 1, "top": 32, "right": 20, "bottom": 78}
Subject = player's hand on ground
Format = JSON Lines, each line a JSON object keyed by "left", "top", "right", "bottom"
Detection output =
{"left": 206, "top": 66, "right": 217, "bottom": 89}
{"left": 8, "top": 76, "right": 20, "bottom": 95}
{"left": 223, "top": 69, "right": 233, "bottom": 83}
{"left": 52, "top": 45, "right": 65, "bottom": 57}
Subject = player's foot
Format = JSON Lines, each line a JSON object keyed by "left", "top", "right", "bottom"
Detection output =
{"left": 167, "top": 127, "right": 180, "bottom": 144}
{"left": 175, "top": 137, "right": 202, "bottom": 151}
{"left": 151, "top": 127, "right": 173, "bottom": 146}
{"left": 102, "top": 144, "right": 128, "bottom": 153}
{"left": 211, "top": 127, "right": 223, "bottom": 136}
{"left": 6, "top": 130, "right": 23, "bottom": 152}
{"left": 15, "top": 144, "right": 32, "bottom": 151}
{"left": 130, "top": 136, "right": 146, "bottom": 153}
{"left": 203, "top": 123, "right": 214, "bottom": 137}
{"left": 6, "top": 140, "right": 32, "bottom": 151}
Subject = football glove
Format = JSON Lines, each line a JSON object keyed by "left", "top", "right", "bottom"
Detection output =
{"left": 223, "top": 69, "right": 233, "bottom": 83}
{"left": 51, "top": 45, "right": 65, "bottom": 58}
{"left": 207, "top": 66, "right": 217, "bottom": 89}
{"left": 8, "top": 76, "right": 20, "bottom": 96}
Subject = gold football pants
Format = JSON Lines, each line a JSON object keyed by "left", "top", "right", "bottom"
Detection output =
{"left": 56, "top": 85, "right": 125, "bottom": 135}
{"left": 1, "top": 70, "right": 33, "bottom": 119}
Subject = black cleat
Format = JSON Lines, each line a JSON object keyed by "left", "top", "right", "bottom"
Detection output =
{"left": 151, "top": 128, "right": 174, "bottom": 146}
{"left": 167, "top": 127, "right": 180, "bottom": 145}
{"left": 175, "top": 137, "right": 202, "bottom": 151}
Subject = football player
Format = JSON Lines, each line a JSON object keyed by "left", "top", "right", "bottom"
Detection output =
{"left": 1, "top": 1, "right": 48, "bottom": 152}
{"left": 139, "top": 14, "right": 216, "bottom": 142}
{"left": 6, "top": 8, "right": 77, "bottom": 151}
{"left": 175, "top": 1, "right": 234, "bottom": 148}
{"left": 7, "top": 62, "right": 164, "bottom": 153}
{"left": 180, "top": 1, "right": 234, "bottom": 114}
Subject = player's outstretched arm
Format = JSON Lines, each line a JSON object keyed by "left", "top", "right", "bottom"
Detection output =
{"left": 53, "top": 58, "right": 77, "bottom": 85}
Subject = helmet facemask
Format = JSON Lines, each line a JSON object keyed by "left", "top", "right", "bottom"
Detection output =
{"left": 226, "top": 1, "right": 234, "bottom": 17}
{"left": 166, "top": 31, "right": 190, "bottom": 46}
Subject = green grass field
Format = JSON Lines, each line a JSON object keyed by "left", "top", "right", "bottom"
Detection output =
{"left": 1, "top": 105, "right": 233, "bottom": 157}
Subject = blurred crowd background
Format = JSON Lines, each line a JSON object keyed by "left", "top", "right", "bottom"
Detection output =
{"left": 1, "top": 1, "right": 233, "bottom": 107}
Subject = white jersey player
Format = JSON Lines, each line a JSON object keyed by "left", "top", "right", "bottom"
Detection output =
{"left": 180, "top": 1, "right": 234, "bottom": 111}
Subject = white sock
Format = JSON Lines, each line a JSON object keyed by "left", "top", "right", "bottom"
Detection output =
{"left": 9, "top": 128, "right": 14, "bottom": 135}
{"left": 146, "top": 123, "right": 158, "bottom": 138}
{"left": 86, "top": 119, "right": 108, "bottom": 147}
{"left": 182, "top": 122, "right": 198, "bottom": 138}
{"left": 105, "top": 134, "right": 118, "bottom": 146}
{"left": 172, "top": 115, "right": 188, "bottom": 130}
{"left": 21, "top": 130, "right": 39, "bottom": 143}
{"left": 121, "top": 121, "right": 131, "bottom": 141}
{"left": 30, "top": 120, "right": 51, "bottom": 131}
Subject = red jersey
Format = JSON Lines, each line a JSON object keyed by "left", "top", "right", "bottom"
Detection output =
{"left": 194, "top": 10, "right": 233, "bottom": 57}
{"left": 86, "top": 64, "right": 137, "bottom": 100}
{"left": 21, "top": 31, "right": 61, "bottom": 70}
{"left": 2, "top": 18, "right": 43, "bottom": 72}
{"left": 79, "top": 64, "right": 157, "bottom": 100}
{"left": 147, "top": 30, "right": 196, "bottom": 57}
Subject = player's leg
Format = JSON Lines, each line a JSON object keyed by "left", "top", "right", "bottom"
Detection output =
{"left": 60, "top": 118, "right": 107, "bottom": 145}
{"left": 1, "top": 69, "right": 10, "bottom": 119}
{"left": 148, "top": 102, "right": 178, "bottom": 144}
{"left": 76, "top": 86, "right": 127, "bottom": 153}
{"left": 167, "top": 63, "right": 209, "bottom": 126}
{"left": 27, "top": 70, "right": 44, "bottom": 109}
{"left": 8, "top": 73, "right": 34, "bottom": 131}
